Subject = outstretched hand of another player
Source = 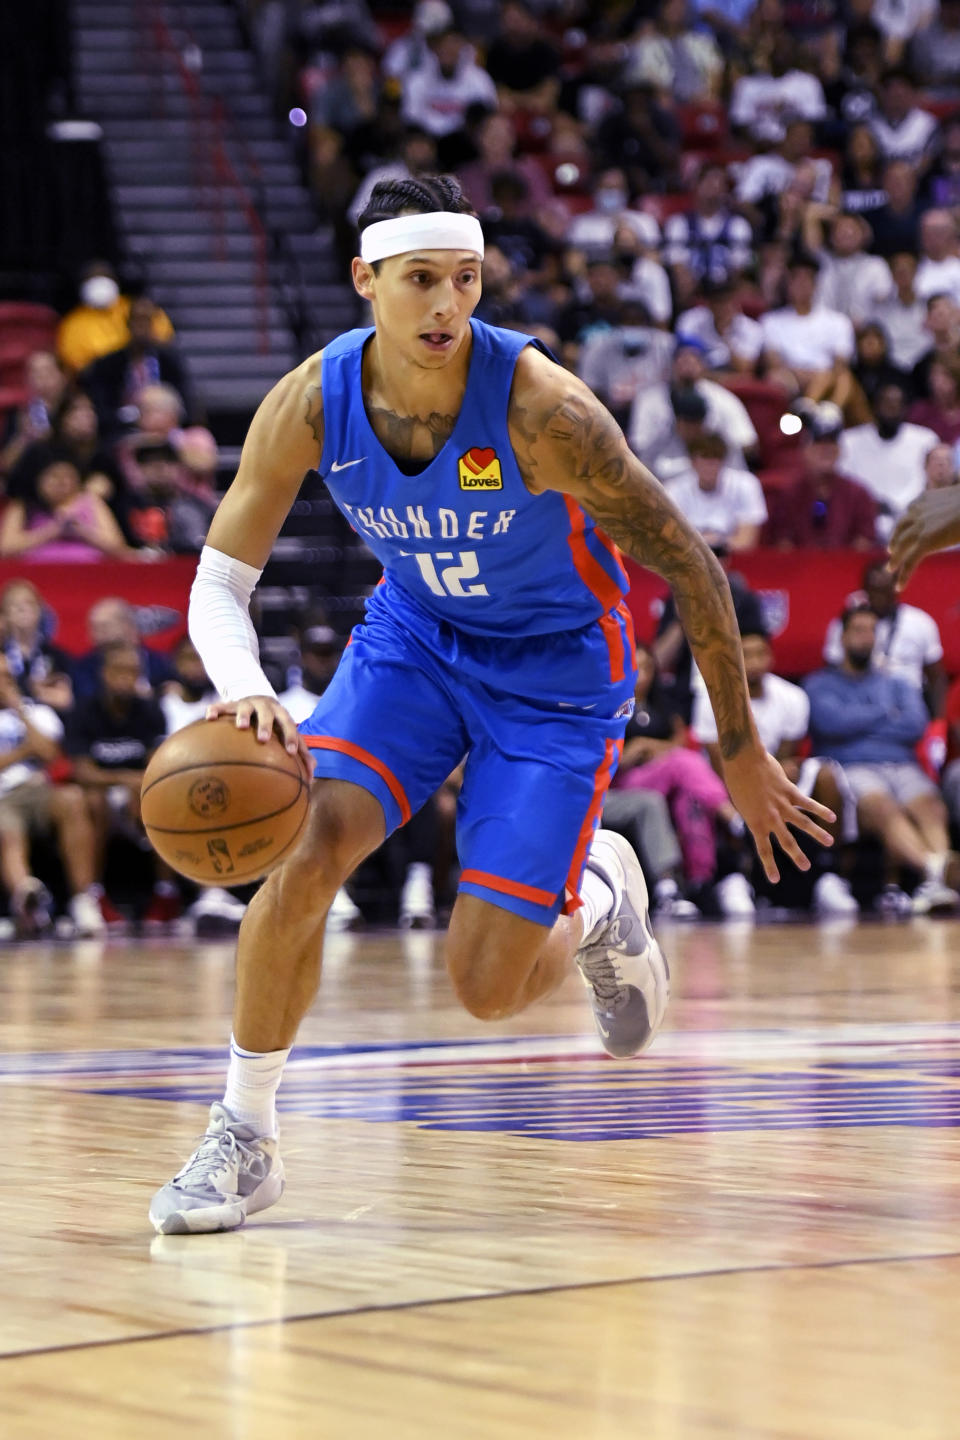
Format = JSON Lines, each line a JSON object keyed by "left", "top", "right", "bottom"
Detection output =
{"left": 888, "top": 487, "right": 960, "bottom": 588}
{"left": 722, "top": 747, "right": 835, "bottom": 884}
{"left": 205, "top": 697, "right": 314, "bottom": 782}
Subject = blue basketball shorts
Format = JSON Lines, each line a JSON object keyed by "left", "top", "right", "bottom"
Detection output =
{"left": 298, "top": 586, "right": 636, "bottom": 927}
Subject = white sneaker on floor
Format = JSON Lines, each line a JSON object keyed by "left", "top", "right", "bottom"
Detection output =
{"left": 400, "top": 861, "right": 435, "bottom": 929}
{"left": 575, "top": 829, "right": 670, "bottom": 1059}
{"left": 875, "top": 883, "right": 913, "bottom": 918}
{"left": 68, "top": 889, "right": 106, "bottom": 937}
{"left": 653, "top": 877, "right": 700, "bottom": 920}
{"left": 189, "top": 887, "right": 247, "bottom": 921}
{"left": 911, "top": 878, "right": 960, "bottom": 915}
{"left": 149, "top": 1102, "right": 284, "bottom": 1235}
{"left": 326, "top": 886, "right": 361, "bottom": 932}
{"left": 812, "top": 872, "right": 859, "bottom": 917}
{"left": 715, "top": 872, "right": 756, "bottom": 917}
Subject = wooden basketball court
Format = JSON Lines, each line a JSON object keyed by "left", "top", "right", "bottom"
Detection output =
{"left": 2, "top": 918, "right": 960, "bottom": 1438}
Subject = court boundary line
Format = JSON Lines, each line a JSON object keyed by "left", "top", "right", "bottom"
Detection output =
{"left": 5, "top": 1246, "right": 960, "bottom": 1364}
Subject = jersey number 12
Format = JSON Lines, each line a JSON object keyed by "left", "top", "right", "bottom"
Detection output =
{"left": 413, "top": 550, "right": 489, "bottom": 598}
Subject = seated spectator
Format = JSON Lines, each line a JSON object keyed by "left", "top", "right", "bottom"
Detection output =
{"left": 81, "top": 296, "right": 193, "bottom": 438}
{"left": 735, "top": 120, "right": 833, "bottom": 215}
{"left": 577, "top": 301, "right": 674, "bottom": 430}
{"left": 277, "top": 623, "right": 345, "bottom": 723}
{"left": 0, "top": 579, "right": 73, "bottom": 712}
{"left": 908, "top": 358, "right": 960, "bottom": 445}
{"left": 851, "top": 321, "right": 910, "bottom": 418}
{"left": 56, "top": 262, "right": 174, "bottom": 375}
{"left": 759, "top": 253, "right": 857, "bottom": 407}
{"left": 911, "top": 0, "right": 960, "bottom": 89}
{"left": 812, "top": 213, "right": 892, "bottom": 327}
{"left": 556, "top": 257, "right": 633, "bottom": 370}
{"left": 914, "top": 210, "right": 960, "bottom": 307}
{"left": 566, "top": 167, "right": 662, "bottom": 264}
{"left": 871, "top": 0, "right": 937, "bottom": 62}
{"left": 346, "top": 124, "right": 439, "bottom": 227}
{"left": 692, "top": 627, "right": 859, "bottom": 915}
{"left": 869, "top": 160, "right": 923, "bottom": 257}
{"left": 729, "top": 35, "right": 827, "bottom": 142}
{"left": 482, "top": 170, "right": 560, "bottom": 290}
{"left": 822, "top": 33, "right": 882, "bottom": 147}
{"left": 65, "top": 639, "right": 176, "bottom": 927}
{"left": 822, "top": 560, "right": 945, "bottom": 708}
{"left": 71, "top": 597, "right": 175, "bottom": 704}
{"left": 612, "top": 224, "right": 673, "bottom": 329}
{"left": 764, "top": 403, "right": 877, "bottom": 549}
{"left": 0, "top": 350, "right": 69, "bottom": 481}
{"left": 629, "top": 339, "right": 758, "bottom": 478}
{"left": 0, "top": 653, "right": 104, "bottom": 937}
{"left": 382, "top": 1, "right": 454, "bottom": 83}
{"left": 839, "top": 380, "right": 938, "bottom": 537}
{"left": 457, "top": 111, "right": 551, "bottom": 215}
{"left": 624, "top": 0, "right": 724, "bottom": 102}
{"left": 483, "top": 0, "right": 560, "bottom": 116}
{"left": 911, "top": 293, "right": 960, "bottom": 400}
{"left": 869, "top": 252, "right": 934, "bottom": 371}
{"left": 676, "top": 278, "right": 764, "bottom": 374}
{"left": 868, "top": 68, "right": 937, "bottom": 171}
{"left": 662, "top": 165, "right": 754, "bottom": 299}
{"left": 838, "top": 124, "right": 888, "bottom": 219}
{"left": 174, "top": 425, "right": 221, "bottom": 496}
{"left": 925, "top": 118, "right": 960, "bottom": 211}
{"left": 805, "top": 603, "right": 959, "bottom": 914}
{"left": 472, "top": 245, "right": 556, "bottom": 334}
{"left": 124, "top": 436, "right": 216, "bottom": 553}
{"left": 605, "top": 643, "right": 733, "bottom": 917}
{"left": 400, "top": 22, "right": 497, "bottom": 164}
{"left": 665, "top": 432, "right": 767, "bottom": 550}
{"left": 592, "top": 80, "right": 681, "bottom": 195}
{"left": 0, "top": 455, "right": 136, "bottom": 563}
{"left": 923, "top": 440, "right": 960, "bottom": 491}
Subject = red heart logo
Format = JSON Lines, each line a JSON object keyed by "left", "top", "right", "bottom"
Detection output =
{"left": 464, "top": 447, "right": 496, "bottom": 472}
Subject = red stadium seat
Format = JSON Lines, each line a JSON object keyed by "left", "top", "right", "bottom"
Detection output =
{"left": 719, "top": 377, "right": 803, "bottom": 469}
{"left": 641, "top": 193, "right": 695, "bottom": 224}
{"left": 677, "top": 101, "right": 728, "bottom": 150}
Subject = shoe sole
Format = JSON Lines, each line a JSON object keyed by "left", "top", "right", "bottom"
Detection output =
{"left": 584, "top": 831, "right": 671, "bottom": 1058}
{"left": 150, "top": 1166, "right": 285, "bottom": 1236}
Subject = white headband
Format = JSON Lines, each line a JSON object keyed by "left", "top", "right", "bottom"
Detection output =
{"left": 360, "top": 211, "right": 484, "bottom": 264}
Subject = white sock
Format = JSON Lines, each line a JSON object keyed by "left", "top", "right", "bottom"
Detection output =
{"left": 577, "top": 868, "right": 615, "bottom": 946}
{"left": 223, "top": 1035, "right": 290, "bottom": 1137}
{"left": 924, "top": 853, "right": 948, "bottom": 884}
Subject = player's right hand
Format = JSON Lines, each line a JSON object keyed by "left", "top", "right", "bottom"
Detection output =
{"left": 888, "top": 486, "right": 960, "bottom": 587}
{"left": 205, "top": 697, "right": 313, "bottom": 778}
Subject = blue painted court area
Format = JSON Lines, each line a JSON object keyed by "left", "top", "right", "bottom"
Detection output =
{"left": 5, "top": 1028, "right": 960, "bottom": 1141}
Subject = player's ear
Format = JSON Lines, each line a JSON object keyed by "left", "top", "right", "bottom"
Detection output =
{"left": 352, "top": 257, "right": 376, "bottom": 301}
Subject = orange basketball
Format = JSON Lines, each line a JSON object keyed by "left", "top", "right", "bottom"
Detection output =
{"left": 141, "top": 716, "right": 311, "bottom": 885}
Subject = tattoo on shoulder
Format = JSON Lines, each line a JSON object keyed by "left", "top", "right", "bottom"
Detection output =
{"left": 367, "top": 406, "right": 456, "bottom": 460}
{"left": 304, "top": 364, "right": 323, "bottom": 451}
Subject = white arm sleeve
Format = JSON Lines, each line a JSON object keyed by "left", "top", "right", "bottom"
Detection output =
{"left": 188, "top": 544, "right": 278, "bottom": 702}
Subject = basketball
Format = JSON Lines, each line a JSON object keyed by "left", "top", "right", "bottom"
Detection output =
{"left": 140, "top": 716, "right": 311, "bottom": 885}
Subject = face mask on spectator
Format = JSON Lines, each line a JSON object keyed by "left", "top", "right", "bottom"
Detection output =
{"left": 81, "top": 276, "right": 120, "bottom": 309}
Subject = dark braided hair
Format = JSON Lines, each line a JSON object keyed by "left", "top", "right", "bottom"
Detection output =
{"left": 357, "top": 174, "right": 476, "bottom": 271}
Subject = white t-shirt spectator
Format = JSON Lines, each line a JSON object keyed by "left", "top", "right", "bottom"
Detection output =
{"left": 161, "top": 690, "right": 216, "bottom": 735}
{"left": 734, "top": 154, "right": 833, "bottom": 205}
{"left": 629, "top": 379, "right": 758, "bottom": 475}
{"left": 401, "top": 49, "right": 497, "bottom": 137}
{"left": 278, "top": 683, "right": 324, "bottom": 725}
{"left": 839, "top": 421, "right": 939, "bottom": 520}
{"left": 868, "top": 293, "right": 933, "bottom": 369}
{"left": 869, "top": 107, "right": 938, "bottom": 165}
{"left": 815, "top": 254, "right": 893, "bottom": 326}
{"left": 666, "top": 465, "right": 768, "bottom": 542}
{"left": 914, "top": 255, "right": 960, "bottom": 306}
{"left": 0, "top": 700, "right": 62, "bottom": 797}
{"left": 624, "top": 256, "right": 673, "bottom": 325}
{"left": 676, "top": 305, "right": 764, "bottom": 370}
{"left": 759, "top": 305, "right": 856, "bottom": 371}
{"left": 692, "top": 671, "right": 810, "bottom": 754}
{"left": 662, "top": 209, "right": 754, "bottom": 277}
{"left": 822, "top": 603, "right": 943, "bottom": 690}
{"left": 872, "top": 0, "right": 937, "bottom": 41}
{"left": 578, "top": 327, "right": 674, "bottom": 405}
{"left": 730, "top": 71, "right": 827, "bottom": 142}
{"left": 567, "top": 208, "right": 661, "bottom": 257}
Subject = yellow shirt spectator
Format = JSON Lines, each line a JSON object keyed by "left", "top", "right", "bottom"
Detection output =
{"left": 57, "top": 268, "right": 174, "bottom": 373}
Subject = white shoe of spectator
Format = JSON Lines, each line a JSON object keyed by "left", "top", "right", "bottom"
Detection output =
{"left": 715, "top": 872, "right": 756, "bottom": 918}
{"left": 911, "top": 879, "right": 960, "bottom": 915}
{"left": 812, "top": 873, "right": 859, "bottom": 917}
{"left": 327, "top": 886, "right": 362, "bottom": 932}
{"left": 189, "top": 887, "right": 247, "bottom": 935}
{"left": 400, "top": 862, "right": 435, "bottom": 929}
{"left": 653, "top": 877, "right": 700, "bottom": 920}
{"left": 875, "top": 883, "right": 914, "bottom": 918}
{"left": 69, "top": 889, "right": 107, "bottom": 937}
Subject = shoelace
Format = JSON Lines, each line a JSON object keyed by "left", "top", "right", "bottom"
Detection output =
{"left": 176, "top": 1127, "right": 263, "bottom": 1187}
{"left": 579, "top": 949, "right": 626, "bottom": 1007}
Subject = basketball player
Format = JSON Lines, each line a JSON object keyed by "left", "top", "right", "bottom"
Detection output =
{"left": 150, "top": 177, "right": 834, "bottom": 1234}
{"left": 889, "top": 485, "right": 960, "bottom": 584}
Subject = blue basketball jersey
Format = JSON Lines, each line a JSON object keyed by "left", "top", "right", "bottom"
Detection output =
{"left": 319, "top": 318, "right": 629, "bottom": 640}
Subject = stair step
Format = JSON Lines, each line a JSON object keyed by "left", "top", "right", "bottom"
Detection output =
{"left": 117, "top": 208, "right": 251, "bottom": 234}
{"left": 190, "top": 353, "right": 296, "bottom": 378}
{"left": 177, "top": 327, "right": 293, "bottom": 354}
{"left": 97, "top": 117, "right": 277, "bottom": 141}
{"left": 166, "top": 302, "right": 290, "bottom": 328}
{"left": 124, "top": 232, "right": 265, "bottom": 260}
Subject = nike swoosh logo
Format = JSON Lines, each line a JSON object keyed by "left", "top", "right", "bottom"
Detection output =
{"left": 330, "top": 457, "right": 366, "bottom": 472}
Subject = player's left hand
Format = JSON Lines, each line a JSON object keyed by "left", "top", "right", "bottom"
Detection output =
{"left": 722, "top": 746, "right": 835, "bottom": 884}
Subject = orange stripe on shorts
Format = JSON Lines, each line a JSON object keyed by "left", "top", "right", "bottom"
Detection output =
{"left": 303, "top": 735, "right": 411, "bottom": 824}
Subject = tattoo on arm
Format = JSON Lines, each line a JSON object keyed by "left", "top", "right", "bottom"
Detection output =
{"left": 511, "top": 385, "right": 756, "bottom": 762}
{"left": 304, "top": 362, "right": 324, "bottom": 452}
{"left": 367, "top": 406, "right": 457, "bottom": 459}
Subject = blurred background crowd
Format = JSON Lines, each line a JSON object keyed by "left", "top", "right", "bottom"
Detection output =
{"left": 2, "top": 0, "right": 960, "bottom": 937}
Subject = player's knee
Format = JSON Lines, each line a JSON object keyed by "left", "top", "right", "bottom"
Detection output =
{"left": 446, "top": 933, "right": 528, "bottom": 1020}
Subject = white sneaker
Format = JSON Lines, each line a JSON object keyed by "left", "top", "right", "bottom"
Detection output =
{"left": 875, "top": 883, "right": 913, "bottom": 918}
{"left": 68, "top": 889, "right": 106, "bottom": 937}
{"left": 149, "top": 1102, "right": 284, "bottom": 1235}
{"left": 812, "top": 872, "right": 859, "bottom": 917}
{"left": 653, "top": 877, "right": 700, "bottom": 920}
{"left": 400, "top": 861, "right": 435, "bottom": 929}
{"left": 189, "top": 887, "right": 247, "bottom": 921}
{"left": 912, "top": 878, "right": 960, "bottom": 915}
{"left": 575, "top": 830, "right": 670, "bottom": 1059}
{"left": 715, "top": 872, "right": 756, "bottom": 917}
{"left": 326, "top": 886, "right": 361, "bottom": 932}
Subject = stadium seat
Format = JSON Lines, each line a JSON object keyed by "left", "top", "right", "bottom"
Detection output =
{"left": 718, "top": 377, "right": 803, "bottom": 469}
{"left": 677, "top": 101, "right": 728, "bottom": 150}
